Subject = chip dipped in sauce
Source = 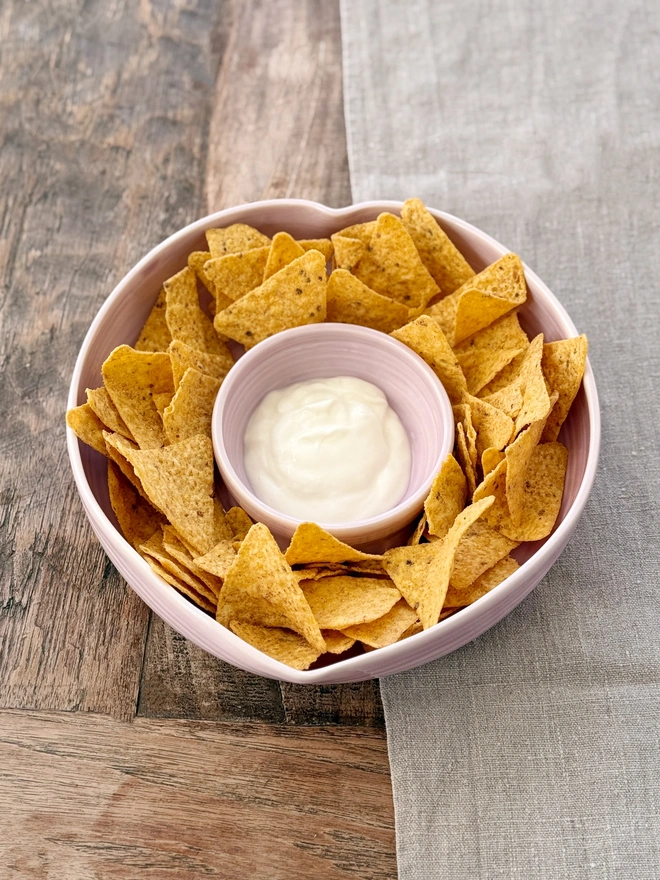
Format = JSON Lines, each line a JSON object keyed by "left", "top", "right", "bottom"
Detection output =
{"left": 243, "top": 376, "right": 411, "bottom": 523}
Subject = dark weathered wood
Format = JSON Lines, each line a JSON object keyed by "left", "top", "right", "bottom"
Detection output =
{"left": 0, "top": 0, "right": 232, "bottom": 719}
{"left": 281, "top": 681, "right": 385, "bottom": 727}
{"left": 0, "top": 710, "right": 396, "bottom": 879}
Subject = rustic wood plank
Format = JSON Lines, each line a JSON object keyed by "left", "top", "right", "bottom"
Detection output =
{"left": 0, "top": 710, "right": 396, "bottom": 879}
{"left": 281, "top": 681, "right": 385, "bottom": 727}
{"left": 0, "top": 0, "right": 233, "bottom": 719}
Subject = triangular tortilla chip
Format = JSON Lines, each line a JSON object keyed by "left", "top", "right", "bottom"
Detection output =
{"left": 342, "top": 599, "right": 418, "bottom": 648}
{"left": 322, "top": 630, "right": 356, "bottom": 654}
{"left": 140, "top": 530, "right": 217, "bottom": 608}
{"left": 300, "top": 576, "right": 401, "bottom": 630}
{"left": 466, "top": 394, "right": 514, "bottom": 457}
{"left": 453, "top": 312, "right": 529, "bottom": 394}
{"left": 482, "top": 447, "right": 505, "bottom": 476}
{"left": 217, "top": 523, "right": 325, "bottom": 652}
{"left": 285, "top": 522, "right": 382, "bottom": 566}
{"left": 229, "top": 622, "right": 321, "bottom": 670}
{"left": 298, "top": 238, "right": 334, "bottom": 260}
{"left": 107, "top": 460, "right": 165, "bottom": 549}
{"left": 161, "top": 525, "right": 223, "bottom": 597}
{"left": 455, "top": 422, "right": 477, "bottom": 496}
{"left": 168, "top": 339, "right": 233, "bottom": 390}
{"left": 327, "top": 269, "right": 410, "bottom": 333}
{"left": 135, "top": 288, "right": 172, "bottom": 352}
{"left": 188, "top": 251, "right": 233, "bottom": 311}
{"left": 400, "top": 198, "right": 475, "bottom": 297}
{"left": 541, "top": 335, "right": 588, "bottom": 442}
{"left": 101, "top": 346, "right": 173, "bottom": 449}
{"left": 263, "top": 232, "right": 305, "bottom": 280}
{"left": 86, "top": 387, "right": 134, "bottom": 440}
{"left": 383, "top": 496, "right": 494, "bottom": 629}
{"left": 213, "top": 250, "right": 327, "bottom": 349}
{"left": 449, "top": 520, "right": 518, "bottom": 591}
{"left": 205, "top": 223, "right": 270, "bottom": 257}
{"left": 225, "top": 507, "right": 253, "bottom": 542}
{"left": 391, "top": 316, "right": 468, "bottom": 404}
{"left": 331, "top": 235, "right": 366, "bottom": 271}
{"left": 202, "top": 247, "right": 270, "bottom": 304}
{"left": 424, "top": 454, "right": 467, "bottom": 539}
{"left": 66, "top": 403, "right": 108, "bottom": 456}
{"left": 194, "top": 540, "right": 237, "bottom": 581}
{"left": 103, "top": 431, "right": 148, "bottom": 499}
{"left": 353, "top": 213, "right": 438, "bottom": 308}
{"left": 162, "top": 368, "right": 221, "bottom": 445}
{"left": 445, "top": 555, "right": 519, "bottom": 608}
{"left": 505, "top": 395, "right": 557, "bottom": 525}
{"left": 334, "top": 221, "right": 376, "bottom": 245}
{"left": 164, "top": 267, "right": 226, "bottom": 356}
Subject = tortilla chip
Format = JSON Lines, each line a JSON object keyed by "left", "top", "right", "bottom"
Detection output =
{"left": 168, "top": 339, "right": 233, "bottom": 390}
{"left": 161, "top": 525, "right": 223, "bottom": 596}
{"left": 331, "top": 235, "right": 366, "bottom": 271}
{"left": 541, "top": 335, "right": 588, "bottom": 442}
{"left": 107, "top": 460, "right": 164, "bottom": 549}
{"left": 353, "top": 213, "right": 439, "bottom": 308}
{"left": 473, "top": 443, "right": 568, "bottom": 541}
{"left": 482, "top": 447, "right": 505, "bottom": 476}
{"left": 508, "top": 334, "right": 553, "bottom": 437}
{"left": 285, "top": 522, "right": 382, "bottom": 566}
{"left": 320, "top": 631, "right": 354, "bottom": 654}
{"left": 225, "top": 507, "right": 253, "bottom": 542}
{"left": 466, "top": 394, "right": 514, "bottom": 457}
{"left": 298, "top": 238, "right": 334, "bottom": 261}
{"left": 453, "top": 403, "right": 478, "bottom": 490}
{"left": 152, "top": 392, "right": 172, "bottom": 417}
{"left": 103, "top": 431, "right": 148, "bottom": 498}
{"left": 453, "top": 312, "right": 529, "bottom": 394}
{"left": 230, "top": 622, "right": 321, "bottom": 670}
{"left": 399, "top": 620, "right": 424, "bottom": 640}
{"left": 118, "top": 434, "right": 216, "bottom": 554}
{"left": 206, "top": 223, "right": 271, "bottom": 257}
{"left": 334, "top": 221, "right": 376, "bottom": 245}
{"left": 194, "top": 539, "right": 237, "bottom": 581}
{"left": 66, "top": 403, "right": 108, "bottom": 456}
{"left": 216, "top": 523, "right": 325, "bottom": 652}
{"left": 455, "top": 422, "right": 477, "bottom": 496}
{"left": 327, "top": 269, "right": 410, "bottom": 333}
{"left": 449, "top": 520, "right": 518, "bottom": 591}
{"left": 424, "top": 454, "right": 467, "bottom": 539}
{"left": 164, "top": 267, "right": 227, "bottom": 356}
{"left": 445, "top": 555, "right": 519, "bottom": 608}
{"left": 391, "top": 316, "right": 468, "bottom": 404}
{"left": 188, "top": 251, "right": 234, "bottom": 311}
{"left": 213, "top": 250, "right": 327, "bottom": 349}
{"left": 86, "top": 387, "right": 134, "bottom": 440}
{"left": 101, "top": 346, "right": 173, "bottom": 449}
{"left": 505, "top": 398, "right": 556, "bottom": 525}
{"left": 479, "top": 346, "right": 528, "bottom": 396}
{"left": 383, "top": 496, "right": 494, "bottom": 629}
{"left": 135, "top": 288, "right": 172, "bottom": 352}
{"left": 481, "top": 383, "right": 524, "bottom": 419}
{"left": 162, "top": 368, "right": 221, "bottom": 445}
{"left": 408, "top": 513, "right": 428, "bottom": 545}
{"left": 140, "top": 530, "right": 217, "bottom": 607}
{"left": 202, "top": 247, "right": 270, "bottom": 306}
{"left": 263, "top": 232, "right": 305, "bottom": 280}
{"left": 342, "top": 599, "right": 419, "bottom": 648}
{"left": 400, "top": 198, "right": 475, "bottom": 297}
{"left": 300, "top": 576, "right": 401, "bottom": 630}
{"left": 143, "top": 555, "right": 216, "bottom": 614}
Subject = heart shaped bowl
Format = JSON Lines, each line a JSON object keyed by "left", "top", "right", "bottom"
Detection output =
{"left": 67, "top": 199, "right": 600, "bottom": 684}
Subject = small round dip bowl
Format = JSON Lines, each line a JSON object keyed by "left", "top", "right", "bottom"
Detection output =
{"left": 212, "top": 323, "right": 455, "bottom": 550}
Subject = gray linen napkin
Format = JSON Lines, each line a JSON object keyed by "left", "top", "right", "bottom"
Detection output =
{"left": 340, "top": 1, "right": 660, "bottom": 877}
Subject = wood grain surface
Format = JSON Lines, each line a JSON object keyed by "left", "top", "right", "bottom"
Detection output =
{"left": 0, "top": 0, "right": 385, "bottom": 726}
{"left": 0, "top": 710, "right": 396, "bottom": 879}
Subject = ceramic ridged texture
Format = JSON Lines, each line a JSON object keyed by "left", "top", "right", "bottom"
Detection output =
{"left": 341, "top": 0, "right": 657, "bottom": 876}
{"left": 213, "top": 323, "right": 453, "bottom": 548}
{"left": 67, "top": 200, "right": 598, "bottom": 684}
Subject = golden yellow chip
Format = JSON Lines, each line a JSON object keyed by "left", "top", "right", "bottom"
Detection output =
{"left": 194, "top": 539, "right": 237, "bottom": 581}
{"left": 300, "top": 576, "right": 401, "bottom": 630}
{"left": 206, "top": 223, "right": 271, "bottom": 258}
{"left": 164, "top": 267, "right": 226, "bottom": 356}
{"left": 453, "top": 312, "right": 528, "bottom": 394}
{"left": 230, "top": 622, "right": 321, "bottom": 670}
{"left": 453, "top": 403, "right": 478, "bottom": 490}
{"left": 466, "top": 394, "right": 514, "bottom": 457}
{"left": 424, "top": 454, "right": 467, "bottom": 539}
{"left": 101, "top": 346, "right": 173, "bottom": 449}
{"left": 86, "top": 386, "right": 134, "bottom": 440}
{"left": 298, "top": 238, "right": 334, "bottom": 260}
{"left": 479, "top": 347, "right": 528, "bottom": 396}
{"left": 505, "top": 397, "right": 556, "bottom": 525}
{"left": 444, "top": 555, "right": 519, "bottom": 608}
{"left": 202, "top": 247, "right": 270, "bottom": 306}
{"left": 408, "top": 513, "right": 428, "bottom": 545}
{"left": 66, "top": 403, "right": 108, "bottom": 456}
{"left": 331, "top": 235, "right": 366, "bottom": 271}
{"left": 213, "top": 250, "right": 327, "bottom": 349}
{"left": 541, "top": 335, "right": 588, "bottom": 442}
{"left": 119, "top": 434, "right": 216, "bottom": 554}
{"left": 263, "top": 232, "right": 305, "bottom": 281}
{"left": 391, "top": 316, "right": 468, "bottom": 405}
{"left": 217, "top": 523, "right": 325, "bottom": 652}
{"left": 334, "top": 221, "right": 376, "bottom": 245}
{"left": 510, "top": 334, "right": 554, "bottom": 437}
{"left": 285, "top": 522, "right": 382, "bottom": 566}
{"left": 187, "top": 251, "right": 233, "bottom": 311}
{"left": 482, "top": 447, "right": 505, "bottom": 476}
{"left": 327, "top": 269, "right": 410, "bottom": 333}
{"left": 400, "top": 198, "right": 475, "bottom": 297}
{"left": 140, "top": 530, "right": 217, "bottom": 608}
{"left": 162, "top": 368, "right": 221, "bottom": 445}
{"left": 161, "top": 525, "right": 223, "bottom": 597}
{"left": 168, "top": 339, "right": 233, "bottom": 390}
{"left": 449, "top": 520, "right": 518, "bottom": 591}
{"left": 383, "top": 496, "right": 494, "bottom": 629}
{"left": 142, "top": 552, "right": 216, "bottom": 614}
{"left": 342, "top": 599, "right": 419, "bottom": 648}
{"left": 455, "top": 422, "right": 477, "bottom": 496}
{"left": 473, "top": 443, "right": 568, "bottom": 541}
{"left": 353, "top": 213, "right": 439, "bottom": 308}
{"left": 107, "top": 460, "right": 164, "bottom": 549}
{"left": 399, "top": 620, "right": 423, "bottom": 640}
{"left": 103, "top": 431, "right": 148, "bottom": 498}
{"left": 134, "top": 288, "right": 172, "bottom": 353}
{"left": 322, "top": 630, "right": 356, "bottom": 654}
{"left": 225, "top": 507, "right": 253, "bottom": 542}
{"left": 481, "top": 383, "right": 524, "bottom": 419}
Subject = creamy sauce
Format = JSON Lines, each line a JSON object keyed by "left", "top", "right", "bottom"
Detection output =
{"left": 243, "top": 376, "right": 411, "bottom": 522}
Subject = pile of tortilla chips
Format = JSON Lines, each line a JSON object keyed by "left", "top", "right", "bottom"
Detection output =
{"left": 67, "top": 199, "right": 588, "bottom": 669}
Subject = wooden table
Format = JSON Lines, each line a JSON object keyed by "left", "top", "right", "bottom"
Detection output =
{"left": 0, "top": 1, "right": 396, "bottom": 875}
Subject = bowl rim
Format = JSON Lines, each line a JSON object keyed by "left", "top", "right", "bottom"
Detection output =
{"left": 211, "top": 321, "right": 455, "bottom": 544}
{"left": 67, "top": 198, "right": 601, "bottom": 684}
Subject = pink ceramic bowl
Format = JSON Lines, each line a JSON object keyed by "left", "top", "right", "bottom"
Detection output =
{"left": 212, "top": 323, "right": 454, "bottom": 551}
{"left": 66, "top": 199, "right": 600, "bottom": 684}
